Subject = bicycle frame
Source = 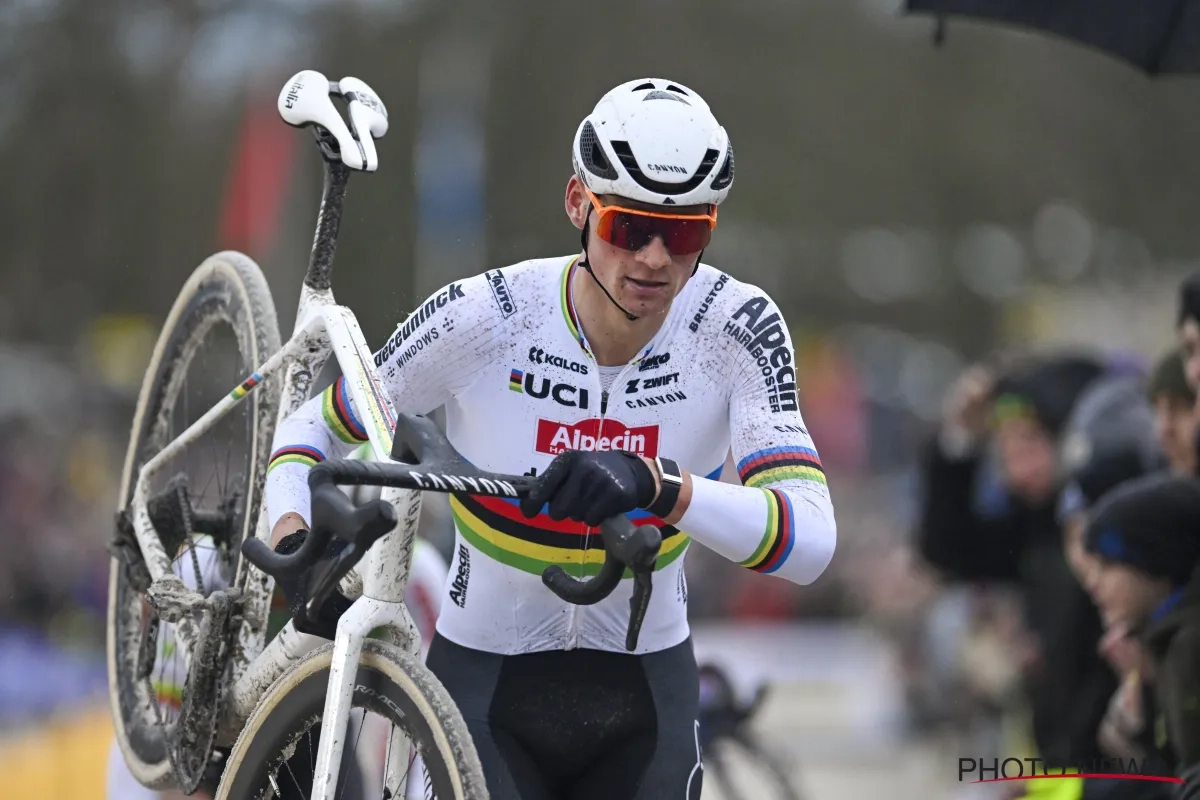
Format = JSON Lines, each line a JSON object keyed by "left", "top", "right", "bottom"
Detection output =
{"left": 126, "top": 161, "right": 425, "bottom": 798}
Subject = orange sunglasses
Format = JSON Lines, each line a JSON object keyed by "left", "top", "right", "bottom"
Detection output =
{"left": 585, "top": 188, "right": 718, "bottom": 255}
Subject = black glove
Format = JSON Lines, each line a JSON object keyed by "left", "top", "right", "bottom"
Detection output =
{"left": 273, "top": 530, "right": 355, "bottom": 639}
{"left": 519, "top": 450, "right": 657, "bottom": 527}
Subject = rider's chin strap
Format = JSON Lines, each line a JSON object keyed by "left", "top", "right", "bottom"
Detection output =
{"left": 579, "top": 214, "right": 639, "bottom": 322}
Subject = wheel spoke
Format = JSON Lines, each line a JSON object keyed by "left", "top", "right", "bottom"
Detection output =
{"left": 338, "top": 709, "right": 367, "bottom": 800}
{"left": 283, "top": 746, "right": 308, "bottom": 798}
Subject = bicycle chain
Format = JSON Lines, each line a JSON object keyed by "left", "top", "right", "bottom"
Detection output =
{"left": 177, "top": 483, "right": 207, "bottom": 597}
{"left": 145, "top": 588, "right": 241, "bottom": 794}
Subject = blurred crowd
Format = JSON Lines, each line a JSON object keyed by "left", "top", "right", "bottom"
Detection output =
{"left": 848, "top": 271, "right": 1200, "bottom": 800}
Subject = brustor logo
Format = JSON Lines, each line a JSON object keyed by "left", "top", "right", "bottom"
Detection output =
{"left": 528, "top": 347, "right": 589, "bottom": 375}
{"left": 689, "top": 273, "right": 729, "bottom": 333}
{"left": 509, "top": 368, "right": 590, "bottom": 409}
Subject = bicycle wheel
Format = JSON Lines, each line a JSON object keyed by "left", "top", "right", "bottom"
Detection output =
{"left": 108, "top": 251, "right": 281, "bottom": 789}
{"left": 216, "top": 640, "right": 488, "bottom": 800}
{"left": 703, "top": 730, "right": 804, "bottom": 800}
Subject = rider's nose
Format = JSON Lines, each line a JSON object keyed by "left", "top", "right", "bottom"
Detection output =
{"left": 636, "top": 236, "right": 672, "bottom": 270}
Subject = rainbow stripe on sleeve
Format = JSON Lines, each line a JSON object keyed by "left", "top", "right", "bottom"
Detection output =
{"left": 740, "top": 488, "right": 795, "bottom": 573}
{"left": 267, "top": 444, "right": 326, "bottom": 474}
{"left": 737, "top": 446, "right": 825, "bottom": 488}
{"left": 321, "top": 377, "right": 369, "bottom": 444}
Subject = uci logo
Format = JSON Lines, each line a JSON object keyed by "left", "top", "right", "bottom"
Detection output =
{"left": 509, "top": 368, "right": 591, "bottom": 409}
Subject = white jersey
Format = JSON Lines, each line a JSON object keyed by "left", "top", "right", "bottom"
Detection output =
{"left": 267, "top": 256, "right": 837, "bottom": 656}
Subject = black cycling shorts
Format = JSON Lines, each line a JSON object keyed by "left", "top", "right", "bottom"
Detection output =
{"left": 426, "top": 633, "right": 703, "bottom": 800}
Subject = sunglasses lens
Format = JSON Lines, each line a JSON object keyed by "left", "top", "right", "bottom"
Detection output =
{"left": 597, "top": 210, "right": 712, "bottom": 254}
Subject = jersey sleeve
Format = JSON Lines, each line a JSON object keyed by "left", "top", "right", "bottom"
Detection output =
{"left": 675, "top": 290, "right": 836, "bottom": 585}
{"left": 265, "top": 276, "right": 501, "bottom": 529}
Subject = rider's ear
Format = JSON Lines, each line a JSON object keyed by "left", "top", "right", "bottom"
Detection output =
{"left": 564, "top": 176, "right": 590, "bottom": 231}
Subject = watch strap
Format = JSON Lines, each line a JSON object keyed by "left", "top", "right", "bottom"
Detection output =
{"left": 647, "top": 457, "right": 683, "bottom": 519}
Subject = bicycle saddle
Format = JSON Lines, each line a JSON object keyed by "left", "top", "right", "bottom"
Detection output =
{"left": 277, "top": 70, "right": 388, "bottom": 172}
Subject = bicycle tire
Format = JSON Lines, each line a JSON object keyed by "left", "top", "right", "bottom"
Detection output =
{"left": 215, "top": 640, "right": 488, "bottom": 800}
{"left": 108, "top": 251, "right": 281, "bottom": 789}
{"left": 704, "top": 730, "right": 804, "bottom": 800}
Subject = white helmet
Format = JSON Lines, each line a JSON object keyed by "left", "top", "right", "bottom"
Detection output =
{"left": 572, "top": 78, "right": 734, "bottom": 208}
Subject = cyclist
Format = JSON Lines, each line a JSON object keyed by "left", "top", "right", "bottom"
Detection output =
{"left": 265, "top": 77, "right": 837, "bottom": 799}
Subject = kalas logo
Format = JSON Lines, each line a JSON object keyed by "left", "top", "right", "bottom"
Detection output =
{"left": 535, "top": 418, "right": 660, "bottom": 457}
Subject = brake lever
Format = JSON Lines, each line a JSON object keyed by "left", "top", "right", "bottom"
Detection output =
{"left": 540, "top": 516, "right": 662, "bottom": 651}
{"left": 626, "top": 569, "right": 654, "bottom": 652}
{"left": 304, "top": 541, "right": 365, "bottom": 623}
{"left": 302, "top": 492, "right": 397, "bottom": 623}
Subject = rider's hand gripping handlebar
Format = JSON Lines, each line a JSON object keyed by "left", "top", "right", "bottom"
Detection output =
{"left": 242, "top": 414, "right": 663, "bottom": 651}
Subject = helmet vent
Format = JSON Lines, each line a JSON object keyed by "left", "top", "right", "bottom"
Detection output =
{"left": 665, "top": 84, "right": 690, "bottom": 95}
{"left": 631, "top": 81, "right": 656, "bottom": 91}
{"left": 578, "top": 121, "right": 618, "bottom": 180}
{"left": 642, "top": 90, "right": 690, "bottom": 104}
{"left": 709, "top": 142, "right": 735, "bottom": 191}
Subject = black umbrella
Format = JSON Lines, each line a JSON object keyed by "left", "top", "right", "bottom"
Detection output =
{"left": 906, "top": 0, "right": 1200, "bottom": 75}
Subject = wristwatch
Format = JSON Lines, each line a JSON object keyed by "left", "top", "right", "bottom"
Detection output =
{"left": 647, "top": 457, "right": 683, "bottom": 519}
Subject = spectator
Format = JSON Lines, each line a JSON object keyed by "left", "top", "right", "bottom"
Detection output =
{"left": 917, "top": 353, "right": 1120, "bottom": 797}
{"left": 1055, "top": 378, "right": 1173, "bottom": 795}
{"left": 1176, "top": 272, "right": 1200, "bottom": 392}
{"left": 1057, "top": 375, "right": 1165, "bottom": 591}
{"left": 1146, "top": 349, "right": 1197, "bottom": 476}
{"left": 1085, "top": 473, "right": 1200, "bottom": 797}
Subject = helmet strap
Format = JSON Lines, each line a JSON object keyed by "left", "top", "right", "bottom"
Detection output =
{"left": 579, "top": 209, "right": 639, "bottom": 322}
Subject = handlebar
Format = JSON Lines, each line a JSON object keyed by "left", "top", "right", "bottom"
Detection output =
{"left": 242, "top": 413, "right": 663, "bottom": 650}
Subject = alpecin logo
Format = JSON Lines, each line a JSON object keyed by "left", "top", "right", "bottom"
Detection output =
{"left": 535, "top": 418, "right": 660, "bottom": 457}
{"left": 723, "top": 295, "right": 797, "bottom": 414}
{"left": 448, "top": 543, "right": 470, "bottom": 608}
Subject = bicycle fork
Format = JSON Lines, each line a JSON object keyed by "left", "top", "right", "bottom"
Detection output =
{"left": 312, "top": 485, "right": 423, "bottom": 800}
{"left": 311, "top": 595, "right": 416, "bottom": 800}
